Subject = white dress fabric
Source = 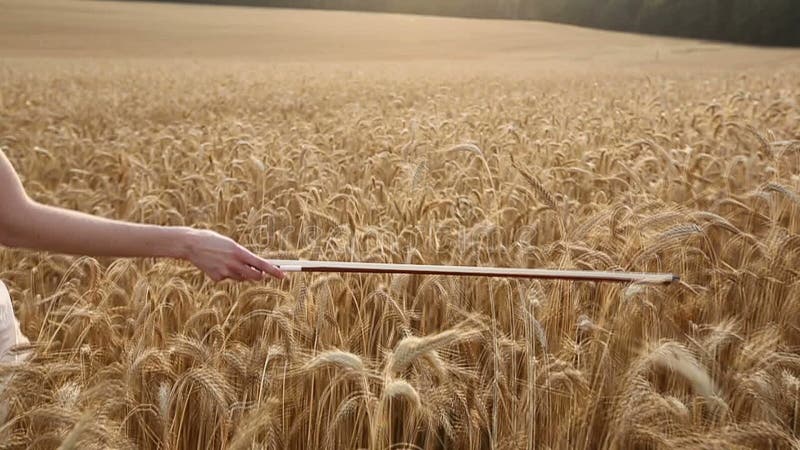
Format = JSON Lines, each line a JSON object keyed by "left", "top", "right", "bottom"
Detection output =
{"left": 0, "top": 280, "right": 30, "bottom": 425}
{"left": 0, "top": 281, "right": 29, "bottom": 363}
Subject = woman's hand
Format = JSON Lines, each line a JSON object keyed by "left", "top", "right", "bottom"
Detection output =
{"left": 180, "top": 229, "right": 285, "bottom": 282}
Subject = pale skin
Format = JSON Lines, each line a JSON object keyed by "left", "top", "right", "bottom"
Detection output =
{"left": 0, "top": 150, "right": 284, "bottom": 282}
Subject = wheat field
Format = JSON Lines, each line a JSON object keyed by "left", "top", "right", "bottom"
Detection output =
{"left": 1, "top": 1, "right": 800, "bottom": 449}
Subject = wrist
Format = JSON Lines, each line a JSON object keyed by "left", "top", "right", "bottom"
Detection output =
{"left": 169, "top": 227, "right": 196, "bottom": 261}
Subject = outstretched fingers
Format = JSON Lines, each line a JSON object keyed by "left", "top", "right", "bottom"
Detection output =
{"left": 239, "top": 248, "right": 286, "bottom": 280}
{"left": 230, "top": 263, "right": 264, "bottom": 281}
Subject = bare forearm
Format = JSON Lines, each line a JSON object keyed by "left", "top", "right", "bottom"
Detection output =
{"left": 1, "top": 150, "right": 283, "bottom": 281}
{"left": 3, "top": 199, "right": 190, "bottom": 260}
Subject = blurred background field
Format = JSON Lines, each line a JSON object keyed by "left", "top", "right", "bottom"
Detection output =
{"left": 1, "top": 1, "right": 800, "bottom": 449}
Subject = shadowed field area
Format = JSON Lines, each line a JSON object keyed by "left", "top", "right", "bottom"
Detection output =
{"left": 2, "top": 1, "right": 800, "bottom": 449}
{"left": 3, "top": 0, "right": 800, "bottom": 68}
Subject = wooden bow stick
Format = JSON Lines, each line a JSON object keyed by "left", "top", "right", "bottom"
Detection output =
{"left": 268, "top": 260, "right": 678, "bottom": 284}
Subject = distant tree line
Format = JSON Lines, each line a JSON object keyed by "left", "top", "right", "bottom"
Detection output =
{"left": 529, "top": 0, "right": 799, "bottom": 47}
{"left": 146, "top": 0, "right": 800, "bottom": 46}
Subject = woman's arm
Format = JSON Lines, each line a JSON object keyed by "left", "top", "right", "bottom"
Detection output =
{"left": 0, "top": 151, "right": 284, "bottom": 282}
